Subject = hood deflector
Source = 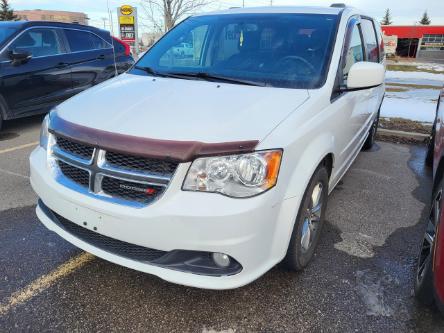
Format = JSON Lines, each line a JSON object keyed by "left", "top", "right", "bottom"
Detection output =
{"left": 49, "top": 113, "right": 259, "bottom": 162}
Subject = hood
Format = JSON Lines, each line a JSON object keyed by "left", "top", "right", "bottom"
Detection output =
{"left": 56, "top": 73, "right": 309, "bottom": 143}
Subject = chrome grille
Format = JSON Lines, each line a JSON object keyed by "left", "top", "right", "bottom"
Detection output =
{"left": 105, "top": 151, "right": 177, "bottom": 177}
{"left": 58, "top": 161, "right": 90, "bottom": 188}
{"left": 56, "top": 136, "right": 94, "bottom": 161}
{"left": 51, "top": 135, "right": 178, "bottom": 207}
{"left": 101, "top": 176, "right": 165, "bottom": 204}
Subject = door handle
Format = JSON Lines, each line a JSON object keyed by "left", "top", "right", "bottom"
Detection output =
{"left": 97, "top": 54, "right": 105, "bottom": 60}
{"left": 56, "top": 62, "right": 68, "bottom": 69}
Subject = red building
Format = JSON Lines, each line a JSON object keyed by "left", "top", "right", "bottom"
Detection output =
{"left": 381, "top": 25, "right": 444, "bottom": 60}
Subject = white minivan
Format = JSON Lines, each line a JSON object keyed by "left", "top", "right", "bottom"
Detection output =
{"left": 31, "top": 5, "right": 385, "bottom": 289}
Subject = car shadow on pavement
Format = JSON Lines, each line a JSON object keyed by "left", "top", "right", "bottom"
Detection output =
{"left": 0, "top": 114, "right": 45, "bottom": 141}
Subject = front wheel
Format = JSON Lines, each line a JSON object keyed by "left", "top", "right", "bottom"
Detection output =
{"left": 282, "top": 165, "right": 329, "bottom": 271}
{"left": 415, "top": 180, "right": 442, "bottom": 305}
{"left": 363, "top": 111, "right": 380, "bottom": 150}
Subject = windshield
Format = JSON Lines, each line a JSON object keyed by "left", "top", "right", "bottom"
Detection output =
{"left": 0, "top": 26, "right": 18, "bottom": 45}
{"left": 134, "top": 13, "right": 338, "bottom": 89}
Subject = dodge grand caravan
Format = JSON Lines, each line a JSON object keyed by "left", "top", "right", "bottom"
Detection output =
{"left": 30, "top": 5, "right": 385, "bottom": 289}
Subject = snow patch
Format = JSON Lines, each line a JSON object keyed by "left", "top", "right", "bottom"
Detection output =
{"left": 386, "top": 70, "right": 444, "bottom": 82}
{"left": 417, "top": 64, "right": 444, "bottom": 72}
{"left": 381, "top": 97, "right": 436, "bottom": 122}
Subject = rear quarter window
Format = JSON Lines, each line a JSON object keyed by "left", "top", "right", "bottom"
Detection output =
{"left": 112, "top": 39, "right": 125, "bottom": 54}
{"left": 64, "top": 29, "right": 110, "bottom": 52}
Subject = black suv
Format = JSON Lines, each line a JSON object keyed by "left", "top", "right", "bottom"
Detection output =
{"left": 0, "top": 21, "right": 134, "bottom": 130}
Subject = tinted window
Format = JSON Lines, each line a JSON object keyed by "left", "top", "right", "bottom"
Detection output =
{"left": 341, "top": 23, "right": 364, "bottom": 86}
{"left": 136, "top": 14, "right": 339, "bottom": 89}
{"left": 361, "top": 19, "right": 378, "bottom": 62}
{"left": 113, "top": 38, "right": 125, "bottom": 54}
{"left": 65, "top": 29, "right": 109, "bottom": 52}
{"left": 10, "top": 28, "right": 63, "bottom": 57}
{"left": 378, "top": 31, "right": 384, "bottom": 61}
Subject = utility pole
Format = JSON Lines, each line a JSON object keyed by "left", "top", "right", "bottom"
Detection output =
{"left": 270, "top": 0, "right": 273, "bottom": 5}
{"left": 242, "top": 0, "right": 245, "bottom": 7}
{"left": 106, "top": 0, "right": 114, "bottom": 36}
{"left": 101, "top": 17, "right": 108, "bottom": 29}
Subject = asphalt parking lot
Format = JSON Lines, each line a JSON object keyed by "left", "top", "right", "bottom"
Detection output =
{"left": 1, "top": 116, "right": 444, "bottom": 332}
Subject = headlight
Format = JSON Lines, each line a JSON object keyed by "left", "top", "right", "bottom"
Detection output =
{"left": 182, "top": 150, "right": 282, "bottom": 198}
{"left": 39, "top": 113, "right": 50, "bottom": 150}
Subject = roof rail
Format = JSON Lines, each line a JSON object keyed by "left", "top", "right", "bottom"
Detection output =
{"left": 330, "top": 3, "right": 347, "bottom": 8}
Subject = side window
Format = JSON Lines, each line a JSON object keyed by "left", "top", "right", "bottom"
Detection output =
{"left": 341, "top": 22, "right": 364, "bottom": 86}
{"left": 360, "top": 19, "right": 379, "bottom": 62}
{"left": 10, "top": 28, "right": 63, "bottom": 57}
{"left": 159, "top": 25, "right": 208, "bottom": 67}
{"left": 64, "top": 29, "right": 109, "bottom": 52}
{"left": 379, "top": 32, "right": 385, "bottom": 61}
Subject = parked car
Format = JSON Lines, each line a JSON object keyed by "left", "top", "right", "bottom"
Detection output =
{"left": 0, "top": 21, "right": 134, "bottom": 130}
{"left": 415, "top": 87, "right": 444, "bottom": 312}
{"left": 30, "top": 5, "right": 385, "bottom": 289}
{"left": 172, "top": 42, "right": 194, "bottom": 57}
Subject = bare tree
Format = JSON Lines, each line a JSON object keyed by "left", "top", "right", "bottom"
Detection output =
{"left": 140, "top": 0, "right": 211, "bottom": 33}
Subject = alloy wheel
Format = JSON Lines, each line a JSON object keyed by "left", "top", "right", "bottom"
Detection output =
{"left": 301, "top": 182, "right": 324, "bottom": 253}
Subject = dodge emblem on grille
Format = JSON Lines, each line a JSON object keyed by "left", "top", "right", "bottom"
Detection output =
{"left": 119, "top": 184, "right": 156, "bottom": 195}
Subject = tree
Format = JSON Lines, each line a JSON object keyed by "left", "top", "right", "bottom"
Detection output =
{"left": 0, "top": 0, "right": 17, "bottom": 21}
{"left": 141, "top": 0, "right": 211, "bottom": 32}
{"left": 381, "top": 8, "right": 393, "bottom": 25}
{"left": 419, "top": 11, "right": 431, "bottom": 25}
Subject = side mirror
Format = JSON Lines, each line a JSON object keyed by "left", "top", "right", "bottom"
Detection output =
{"left": 346, "top": 62, "right": 385, "bottom": 90}
{"left": 8, "top": 50, "right": 32, "bottom": 66}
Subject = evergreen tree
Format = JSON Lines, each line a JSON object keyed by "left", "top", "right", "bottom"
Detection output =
{"left": 381, "top": 8, "right": 393, "bottom": 25}
{"left": 0, "top": 0, "right": 17, "bottom": 21}
{"left": 419, "top": 11, "right": 431, "bottom": 25}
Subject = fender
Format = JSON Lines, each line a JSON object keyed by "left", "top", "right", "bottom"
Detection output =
{"left": 283, "top": 132, "right": 335, "bottom": 200}
{"left": 269, "top": 132, "right": 335, "bottom": 260}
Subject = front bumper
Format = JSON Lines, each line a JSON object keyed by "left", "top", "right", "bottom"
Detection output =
{"left": 30, "top": 147, "right": 299, "bottom": 289}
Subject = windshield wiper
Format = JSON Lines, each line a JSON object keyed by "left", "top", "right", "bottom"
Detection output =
{"left": 167, "top": 72, "right": 266, "bottom": 87}
{"left": 134, "top": 66, "right": 161, "bottom": 76}
{"left": 134, "top": 66, "right": 182, "bottom": 79}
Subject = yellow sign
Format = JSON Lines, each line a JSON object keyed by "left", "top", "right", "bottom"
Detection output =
{"left": 119, "top": 16, "right": 135, "bottom": 25}
{"left": 120, "top": 5, "right": 133, "bottom": 15}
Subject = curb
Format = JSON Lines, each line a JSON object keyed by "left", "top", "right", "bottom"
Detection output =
{"left": 378, "top": 128, "right": 430, "bottom": 140}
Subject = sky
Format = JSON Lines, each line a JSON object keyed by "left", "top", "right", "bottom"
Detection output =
{"left": 9, "top": 0, "right": 444, "bottom": 33}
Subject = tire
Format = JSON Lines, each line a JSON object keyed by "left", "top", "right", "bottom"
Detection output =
{"left": 415, "top": 180, "right": 442, "bottom": 305}
{"left": 282, "top": 164, "right": 329, "bottom": 271}
{"left": 363, "top": 111, "right": 380, "bottom": 150}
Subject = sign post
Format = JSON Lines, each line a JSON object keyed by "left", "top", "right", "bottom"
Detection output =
{"left": 117, "top": 5, "right": 139, "bottom": 55}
